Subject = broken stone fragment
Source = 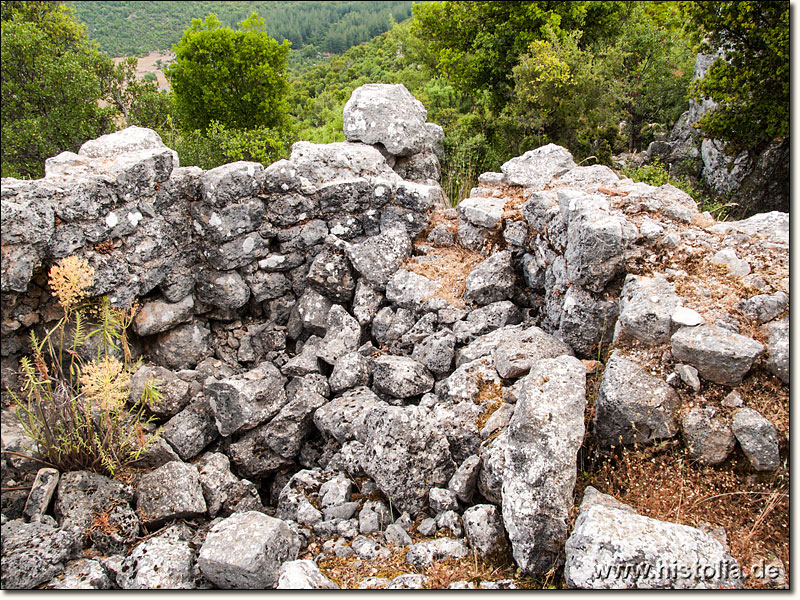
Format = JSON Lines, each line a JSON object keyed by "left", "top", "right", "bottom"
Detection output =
{"left": 198, "top": 511, "right": 301, "bottom": 589}
{"left": 564, "top": 487, "right": 743, "bottom": 589}
{"left": 594, "top": 352, "right": 679, "bottom": 448}
{"left": 681, "top": 407, "right": 735, "bottom": 466}
{"left": 671, "top": 325, "right": 764, "bottom": 386}
{"left": 731, "top": 408, "right": 780, "bottom": 472}
{"left": 372, "top": 355, "right": 434, "bottom": 399}
{"left": 134, "top": 461, "right": 207, "bottom": 529}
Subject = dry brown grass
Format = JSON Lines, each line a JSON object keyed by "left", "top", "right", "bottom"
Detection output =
{"left": 575, "top": 444, "right": 789, "bottom": 589}
{"left": 473, "top": 379, "right": 504, "bottom": 433}
{"left": 401, "top": 246, "right": 484, "bottom": 309}
{"left": 316, "top": 539, "right": 544, "bottom": 589}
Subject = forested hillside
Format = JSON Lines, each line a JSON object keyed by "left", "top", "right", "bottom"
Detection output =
{"left": 67, "top": 0, "right": 414, "bottom": 56}
{"left": 3, "top": 0, "right": 788, "bottom": 217}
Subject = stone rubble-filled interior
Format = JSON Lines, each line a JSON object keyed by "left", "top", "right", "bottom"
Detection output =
{"left": 0, "top": 83, "right": 789, "bottom": 590}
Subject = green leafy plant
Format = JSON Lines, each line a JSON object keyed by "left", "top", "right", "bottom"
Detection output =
{"left": 9, "top": 256, "right": 161, "bottom": 478}
{"left": 621, "top": 157, "right": 732, "bottom": 220}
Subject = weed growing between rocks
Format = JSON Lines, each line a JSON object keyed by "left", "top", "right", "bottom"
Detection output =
{"left": 8, "top": 257, "right": 162, "bottom": 478}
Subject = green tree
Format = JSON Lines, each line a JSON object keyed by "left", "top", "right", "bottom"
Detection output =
{"left": 411, "top": 1, "right": 630, "bottom": 108}
{"left": 107, "top": 56, "right": 171, "bottom": 130}
{"left": 686, "top": 1, "right": 789, "bottom": 155}
{"left": 1, "top": 0, "right": 115, "bottom": 178}
{"left": 166, "top": 12, "right": 291, "bottom": 132}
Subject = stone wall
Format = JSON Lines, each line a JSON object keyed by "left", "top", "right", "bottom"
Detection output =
{"left": 0, "top": 83, "right": 789, "bottom": 589}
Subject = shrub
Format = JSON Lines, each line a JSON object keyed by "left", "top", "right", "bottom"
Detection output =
{"left": 621, "top": 157, "right": 732, "bottom": 220}
{"left": 9, "top": 256, "right": 161, "bottom": 478}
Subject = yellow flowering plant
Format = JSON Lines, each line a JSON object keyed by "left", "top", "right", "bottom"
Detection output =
{"left": 11, "top": 256, "right": 162, "bottom": 478}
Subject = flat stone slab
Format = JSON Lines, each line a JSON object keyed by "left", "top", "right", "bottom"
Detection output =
{"left": 671, "top": 325, "right": 763, "bottom": 386}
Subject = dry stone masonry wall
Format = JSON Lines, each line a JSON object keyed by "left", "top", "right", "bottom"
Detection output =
{"left": 1, "top": 83, "right": 788, "bottom": 589}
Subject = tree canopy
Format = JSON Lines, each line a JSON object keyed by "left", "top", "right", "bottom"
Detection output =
{"left": 1, "top": 0, "right": 115, "bottom": 178}
{"left": 686, "top": 0, "right": 789, "bottom": 155}
{"left": 411, "top": 1, "right": 631, "bottom": 108}
{"left": 166, "top": 12, "right": 291, "bottom": 132}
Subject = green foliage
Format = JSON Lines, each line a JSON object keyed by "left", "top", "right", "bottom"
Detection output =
{"left": 507, "top": 3, "right": 693, "bottom": 158}
{"left": 166, "top": 12, "right": 291, "bottom": 132}
{"left": 162, "top": 120, "right": 294, "bottom": 170}
{"left": 10, "top": 257, "right": 161, "bottom": 478}
{"left": 621, "top": 157, "right": 731, "bottom": 219}
{"left": 686, "top": 1, "right": 789, "bottom": 155}
{"left": 411, "top": 1, "right": 630, "bottom": 108}
{"left": 1, "top": 0, "right": 116, "bottom": 178}
{"left": 67, "top": 0, "right": 413, "bottom": 57}
{"left": 107, "top": 56, "right": 172, "bottom": 130}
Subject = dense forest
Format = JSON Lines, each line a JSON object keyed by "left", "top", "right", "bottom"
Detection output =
{"left": 67, "top": 0, "right": 414, "bottom": 56}
{"left": 2, "top": 1, "right": 789, "bottom": 216}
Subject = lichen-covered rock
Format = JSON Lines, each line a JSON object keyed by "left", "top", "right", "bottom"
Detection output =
{"left": 764, "top": 317, "right": 788, "bottom": 384}
{"left": 429, "top": 487, "right": 459, "bottom": 513}
{"left": 671, "top": 325, "right": 764, "bottom": 386}
{"left": 43, "top": 558, "right": 113, "bottom": 589}
{"left": 731, "top": 408, "right": 780, "bottom": 472}
{"left": 133, "top": 295, "right": 194, "bottom": 336}
{"left": 22, "top": 467, "right": 59, "bottom": 523}
{"left": 458, "top": 196, "right": 508, "bottom": 228}
{"left": 262, "top": 386, "right": 328, "bottom": 459}
{"left": 385, "top": 268, "right": 441, "bottom": 310}
{"left": 405, "top": 538, "right": 469, "bottom": 567}
{"left": 313, "top": 386, "right": 381, "bottom": 444}
{"left": 135, "top": 461, "right": 207, "bottom": 529}
{"left": 501, "top": 144, "right": 576, "bottom": 189}
{"left": 502, "top": 355, "right": 586, "bottom": 576}
{"left": 736, "top": 292, "right": 788, "bottom": 325}
{"left": 116, "top": 525, "right": 202, "bottom": 589}
{"left": 360, "top": 403, "right": 455, "bottom": 514}
{"left": 562, "top": 191, "right": 638, "bottom": 294}
{"left": 1, "top": 517, "right": 81, "bottom": 589}
{"left": 329, "top": 352, "right": 371, "bottom": 394}
{"left": 287, "top": 288, "right": 332, "bottom": 339}
{"left": 453, "top": 300, "right": 523, "bottom": 344}
{"left": 448, "top": 454, "right": 481, "bottom": 503}
{"left": 197, "top": 452, "right": 263, "bottom": 519}
{"left": 198, "top": 511, "right": 301, "bottom": 589}
{"left": 474, "top": 428, "right": 509, "bottom": 505}
{"left": 594, "top": 352, "right": 680, "bottom": 447}
{"left": 53, "top": 471, "right": 135, "bottom": 546}
{"left": 315, "top": 305, "right": 361, "bottom": 366}
{"left": 150, "top": 321, "right": 213, "bottom": 370}
{"left": 616, "top": 274, "right": 681, "bottom": 345}
{"left": 462, "top": 504, "right": 510, "bottom": 557}
{"left": 681, "top": 407, "right": 735, "bottom": 466}
{"left": 463, "top": 251, "right": 517, "bottom": 306}
{"left": 351, "top": 535, "right": 391, "bottom": 560}
{"left": 343, "top": 83, "right": 429, "bottom": 156}
{"left": 372, "top": 355, "right": 434, "bottom": 399}
{"left": 305, "top": 241, "right": 356, "bottom": 303}
{"left": 195, "top": 268, "right": 251, "bottom": 310}
{"left": 129, "top": 364, "right": 193, "bottom": 418}
{"left": 161, "top": 395, "right": 219, "bottom": 461}
{"left": 564, "top": 487, "right": 742, "bottom": 589}
{"left": 412, "top": 329, "right": 456, "bottom": 375}
{"left": 345, "top": 225, "right": 411, "bottom": 289}
{"left": 204, "top": 361, "right": 287, "bottom": 437}
{"left": 277, "top": 559, "right": 339, "bottom": 589}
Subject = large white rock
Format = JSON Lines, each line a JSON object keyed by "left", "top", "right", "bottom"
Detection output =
{"left": 197, "top": 512, "right": 301, "bottom": 589}
{"left": 343, "top": 83, "right": 430, "bottom": 156}
{"left": 502, "top": 355, "right": 586, "bottom": 576}
{"left": 565, "top": 487, "right": 743, "bottom": 589}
